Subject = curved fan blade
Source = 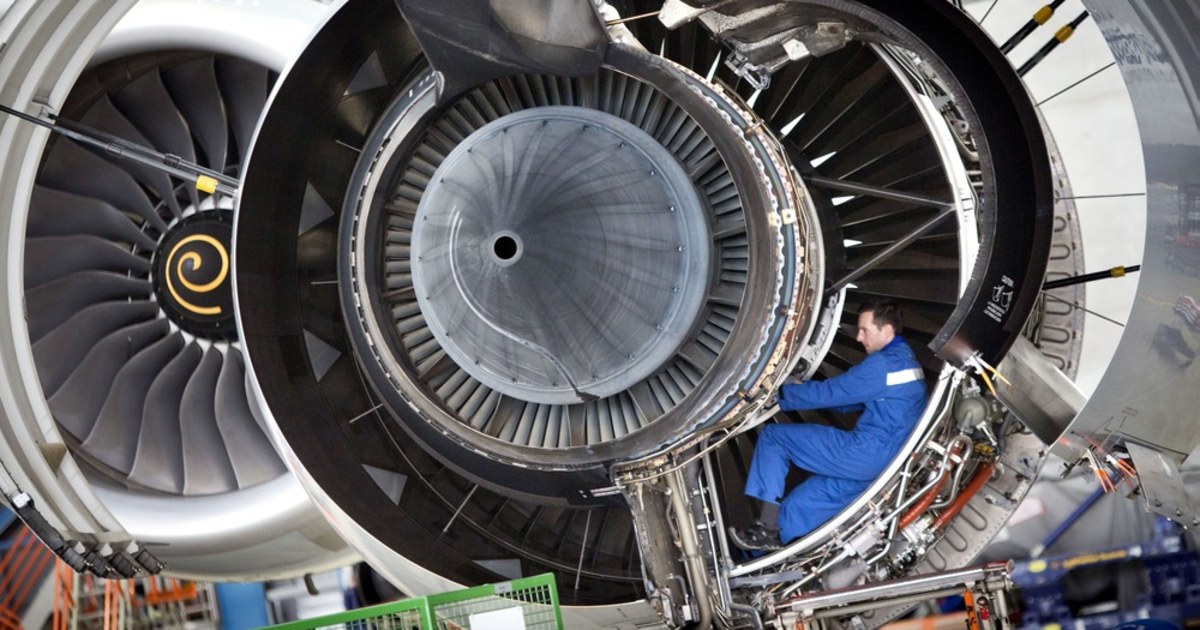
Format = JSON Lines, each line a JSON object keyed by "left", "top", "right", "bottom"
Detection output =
{"left": 128, "top": 341, "right": 203, "bottom": 492}
{"left": 179, "top": 348, "right": 239, "bottom": 495}
{"left": 49, "top": 318, "right": 169, "bottom": 441}
{"left": 37, "top": 139, "right": 166, "bottom": 233}
{"left": 111, "top": 66, "right": 199, "bottom": 163}
{"left": 110, "top": 67, "right": 202, "bottom": 210}
{"left": 215, "top": 57, "right": 270, "bottom": 166}
{"left": 161, "top": 57, "right": 229, "bottom": 170}
{"left": 215, "top": 351, "right": 286, "bottom": 488}
{"left": 79, "top": 96, "right": 182, "bottom": 218}
{"left": 27, "top": 186, "right": 158, "bottom": 250}
{"left": 24, "top": 235, "right": 149, "bottom": 290}
{"left": 33, "top": 302, "right": 158, "bottom": 396}
{"left": 82, "top": 332, "right": 184, "bottom": 474}
{"left": 25, "top": 271, "right": 151, "bottom": 342}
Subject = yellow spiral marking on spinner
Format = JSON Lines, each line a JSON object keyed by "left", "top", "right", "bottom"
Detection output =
{"left": 165, "top": 234, "right": 229, "bottom": 315}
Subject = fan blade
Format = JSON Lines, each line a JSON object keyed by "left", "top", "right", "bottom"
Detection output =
{"left": 49, "top": 318, "right": 168, "bottom": 442}
{"left": 179, "top": 348, "right": 239, "bottom": 495}
{"left": 128, "top": 341, "right": 203, "bottom": 493}
{"left": 215, "top": 350, "right": 286, "bottom": 488}
{"left": 33, "top": 302, "right": 158, "bottom": 397}
{"left": 215, "top": 57, "right": 269, "bottom": 166}
{"left": 24, "top": 235, "right": 149, "bottom": 290}
{"left": 111, "top": 68, "right": 202, "bottom": 210}
{"left": 27, "top": 186, "right": 158, "bottom": 251}
{"left": 161, "top": 57, "right": 229, "bottom": 170}
{"left": 82, "top": 332, "right": 184, "bottom": 475}
{"left": 78, "top": 95, "right": 183, "bottom": 219}
{"left": 37, "top": 140, "right": 166, "bottom": 233}
{"left": 25, "top": 271, "right": 151, "bottom": 342}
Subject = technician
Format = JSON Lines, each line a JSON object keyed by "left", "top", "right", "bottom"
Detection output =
{"left": 730, "top": 300, "right": 928, "bottom": 550}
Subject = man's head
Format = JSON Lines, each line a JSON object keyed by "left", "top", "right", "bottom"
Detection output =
{"left": 856, "top": 300, "right": 902, "bottom": 355}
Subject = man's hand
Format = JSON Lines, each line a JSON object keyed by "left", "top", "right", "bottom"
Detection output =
{"left": 786, "top": 358, "right": 811, "bottom": 384}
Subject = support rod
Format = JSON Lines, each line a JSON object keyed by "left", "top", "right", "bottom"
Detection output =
{"left": 0, "top": 102, "right": 239, "bottom": 196}
{"left": 1000, "top": 0, "right": 1066, "bottom": 54}
{"left": 1029, "top": 480, "right": 1108, "bottom": 558}
{"left": 783, "top": 561, "right": 1011, "bottom": 614}
{"left": 1042, "top": 265, "right": 1139, "bottom": 290}
{"left": 807, "top": 175, "right": 953, "bottom": 209}
{"left": 827, "top": 206, "right": 957, "bottom": 293}
{"left": 1017, "top": 11, "right": 1090, "bottom": 77}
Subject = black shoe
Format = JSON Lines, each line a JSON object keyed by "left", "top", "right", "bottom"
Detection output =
{"left": 729, "top": 522, "right": 783, "bottom": 551}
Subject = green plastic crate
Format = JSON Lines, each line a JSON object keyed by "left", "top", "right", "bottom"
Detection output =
{"left": 427, "top": 574, "right": 562, "bottom": 630}
{"left": 265, "top": 573, "right": 561, "bottom": 630}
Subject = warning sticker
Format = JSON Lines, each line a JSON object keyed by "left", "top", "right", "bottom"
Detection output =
{"left": 984, "top": 275, "right": 1015, "bottom": 323}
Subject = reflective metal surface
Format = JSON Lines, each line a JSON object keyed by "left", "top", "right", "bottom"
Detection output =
{"left": 1057, "top": 2, "right": 1200, "bottom": 467}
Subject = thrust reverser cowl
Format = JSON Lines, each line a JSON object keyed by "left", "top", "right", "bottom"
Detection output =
{"left": 395, "top": 0, "right": 609, "bottom": 97}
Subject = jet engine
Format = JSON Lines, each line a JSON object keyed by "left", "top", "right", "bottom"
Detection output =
{"left": 234, "top": 0, "right": 1052, "bottom": 624}
{"left": 3, "top": 0, "right": 1199, "bottom": 629}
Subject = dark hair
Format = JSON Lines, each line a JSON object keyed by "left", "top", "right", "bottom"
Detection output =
{"left": 861, "top": 299, "right": 903, "bottom": 334}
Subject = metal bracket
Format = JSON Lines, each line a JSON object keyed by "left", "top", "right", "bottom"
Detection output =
{"left": 725, "top": 52, "right": 772, "bottom": 90}
{"left": 1126, "top": 442, "right": 1199, "bottom": 527}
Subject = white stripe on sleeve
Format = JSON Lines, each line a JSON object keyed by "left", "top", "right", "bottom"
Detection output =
{"left": 886, "top": 367, "right": 923, "bottom": 386}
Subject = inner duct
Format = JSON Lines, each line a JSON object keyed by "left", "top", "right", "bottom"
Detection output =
{"left": 339, "top": 48, "right": 809, "bottom": 485}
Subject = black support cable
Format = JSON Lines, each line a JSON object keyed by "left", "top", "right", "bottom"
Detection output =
{"left": 1042, "top": 265, "right": 1140, "bottom": 290}
{"left": 0, "top": 102, "right": 240, "bottom": 196}
{"left": 1000, "top": 0, "right": 1067, "bottom": 54}
{"left": 1017, "top": 11, "right": 1091, "bottom": 77}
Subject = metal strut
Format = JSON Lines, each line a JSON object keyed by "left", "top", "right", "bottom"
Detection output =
{"left": 0, "top": 102, "right": 240, "bottom": 197}
{"left": 778, "top": 561, "right": 1014, "bottom": 629}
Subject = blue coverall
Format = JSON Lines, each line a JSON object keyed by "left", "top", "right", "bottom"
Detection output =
{"left": 745, "top": 336, "right": 928, "bottom": 543}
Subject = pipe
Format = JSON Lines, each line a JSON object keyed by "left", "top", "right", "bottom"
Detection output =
{"left": 784, "top": 562, "right": 1010, "bottom": 615}
{"left": 931, "top": 462, "right": 997, "bottom": 533}
{"left": 898, "top": 468, "right": 949, "bottom": 530}
{"left": 898, "top": 439, "right": 968, "bottom": 529}
{"left": 665, "top": 469, "right": 713, "bottom": 630}
{"left": 729, "top": 603, "right": 765, "bottom": 630}
{"left": 699, "top": 447, "right": 735, "bottom": 616}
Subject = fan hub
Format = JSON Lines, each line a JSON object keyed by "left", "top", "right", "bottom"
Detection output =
{"left": 152, "top": 210, "right": 236, "bottom": 339}
{"left": 410, "top": 107, "right": 711, "bottom": 405}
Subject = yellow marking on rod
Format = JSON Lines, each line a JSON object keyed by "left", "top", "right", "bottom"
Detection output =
{"left": 1055, "top": 25, "right": 1075, "bottom": 43}
{"left": 165, "top": 234, "right": 229, "bottom": 315}
{"left": 1034, "top": 5, "right": 1054, "bottom": 24}
{"left": 1111, "top": 265, "right": 1126, "bottom": 278}
{"left": 196, "top": 175, "right": 218, "bottom": 194}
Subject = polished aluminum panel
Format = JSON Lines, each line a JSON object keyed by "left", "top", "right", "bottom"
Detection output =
{"left": 1057, "top": 2, "right": 1200, "bottom": 466}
